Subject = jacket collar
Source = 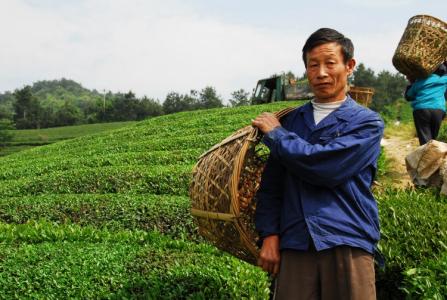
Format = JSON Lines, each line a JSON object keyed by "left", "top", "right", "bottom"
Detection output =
{"left": 299, "top": 95, "right": 357, "bottom": 130}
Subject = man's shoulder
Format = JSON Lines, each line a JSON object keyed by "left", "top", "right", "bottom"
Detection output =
{"left": 279, "top": 101, "right": 311, "bottom": 121}
{"left": 344, "top": 99, "right": 384, "bottom": 128}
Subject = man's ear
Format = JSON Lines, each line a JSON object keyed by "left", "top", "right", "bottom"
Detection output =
{"left": 346, "top": 58, "right": 356, "bottom": 76}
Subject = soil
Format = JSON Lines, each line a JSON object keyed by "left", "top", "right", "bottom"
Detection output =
{"left": 380, "top": 135, "right": 419, "bottom": 189}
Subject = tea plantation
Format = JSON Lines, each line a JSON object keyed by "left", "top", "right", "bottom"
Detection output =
{"left": 0, "top": 121, "right": 136, "bottom": 157}
{"left": 0, "top": 101, "right": 445, "bottom": 299}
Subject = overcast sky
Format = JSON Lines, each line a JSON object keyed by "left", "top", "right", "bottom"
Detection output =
{"left": 0, "top": 0, "right": 445, "bottom": 102}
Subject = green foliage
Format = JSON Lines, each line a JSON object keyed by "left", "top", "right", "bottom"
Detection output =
{"left": 376, "top": 147, "right": 387, "bottom": 178}
{"left": 353, "top": 63, "right": 376, "bottom": 87}
{"left": 0, "top": 93, "right": 14, "bottom": 120}
{"left": 100, "top": 91, "right": 163, "bottom": 122}
{"left": 375, "top": 188, "right": 447, "bottom": 299}
{"left": 163, "top": 91, "right": 197, "bottom": 114}
{"left": 436, "top": 122, "right": 447, "bottom": 143}
{"left": 13, "top": 86, "right": 43, "bottom": 129}
{"left": 197, "top": 86, "right": 224, "bottom": 109}
{"left": 380, "top": 98, "right": 413, "bottom": 125}
{"left": 0, "top": 119, "right": 14, "bottom": 147}
{"left": 0, "top": 121, "right": 136, "bottom": 156}
{"left": 9, "top": 121, "right": 136, "bottom": 144}
{"left": 0, "top": 194, "right": 198, "bottom": 240}
{"left": 230, "top": 89, "right": 251, "bottom": 107}
{"left": 2, "top": 79, "right": 164, "bottom": 129}
{"left": 353, "top": 63, "right": 408, "bottom": 112}
{"left": 0, "top": 149, "right": 201, "bottom": 180}
{"left": 0, "top": 221, "right": 269, "bottom": 299}
{"left": 163, "top": 86, "right": 224, "bottom": 114}
{"left": 401, "top": 254, "right": 447, "bottom": 299}
{"left": 0, "top": 164, "right": 193, "bottom": 196}
{"left": 373, "top": 71, "right": 408, "bottom": 110}
{"left": 1, "top": 100, "right": 443, "bottom": 298}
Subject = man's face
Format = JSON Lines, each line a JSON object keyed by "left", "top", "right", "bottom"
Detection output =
{"left": 305, "top": 42, "right": 355, "bottom": 103}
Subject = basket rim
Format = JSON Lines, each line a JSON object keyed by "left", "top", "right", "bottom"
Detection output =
{"left": 349, "top": 87, "right": 375, "bottom": 95}
{"left": 408, "top": 14, "right": 447, "bottom": 28}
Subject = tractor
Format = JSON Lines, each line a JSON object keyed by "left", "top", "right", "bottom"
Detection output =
{"left": 251, "top": 75, "right": 313, "bottom": 105}
{"left": 251, "top": 74, "right": 374, "bottom": 107}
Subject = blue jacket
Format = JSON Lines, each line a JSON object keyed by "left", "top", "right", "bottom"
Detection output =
{"left": 405, "top": 74, "right": 447, "bottom": 111}
{"left": 255, "top": 97, "right": 384, "bottom": 254}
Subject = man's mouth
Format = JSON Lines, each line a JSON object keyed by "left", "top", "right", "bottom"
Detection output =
{"left": 315, "top": 82, "right": 332, "bottom": 88}
{"left": 314, "top": 82, "right": 331, "bottom": 89}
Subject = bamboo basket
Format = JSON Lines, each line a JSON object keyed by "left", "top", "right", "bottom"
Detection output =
{"left": 348, "top": 86, "right": 375, "bottom": 107}
{"left": 392, "top": 15, "right": 447, "bottom": 80}
{"left": 189, "top": 107, "right": 295, "bottom": 264}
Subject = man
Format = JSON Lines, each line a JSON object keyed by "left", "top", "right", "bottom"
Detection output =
{"left": 252, "top": 28, "right": 384, "bottom": 300}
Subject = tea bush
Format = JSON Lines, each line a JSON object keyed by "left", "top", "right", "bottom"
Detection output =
{"left": 0, "top": 221, "right": 269, "bottom": 299}
{"left": 401, "top": 253, "right": 447, "bottom": 299}
{"left": 0, "top": 101, "right": 298, "bottom": 298}
{"left": 376, "top": 187, "right": 447, "bottom": 299}
{"left": 0, "top": 194, "right": 198, "bottom": 240}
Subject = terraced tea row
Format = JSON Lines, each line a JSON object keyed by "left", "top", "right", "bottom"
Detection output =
{"left": 4, "top": 101, "right": 300, "bottom": 160}
{"left": 0, "top": 164, "right": 192, "bottom": 197}
{"left": 0, "top": 149, "right": 202, "bottom": 180}
{"left": 1, "top": 131, "right": 232, "bottom": 165}
{"left": 0, "top": 221, "right": 269, "bottom": 299}
{"left": 0, "top": 193, "right": 196, "bottom": 240}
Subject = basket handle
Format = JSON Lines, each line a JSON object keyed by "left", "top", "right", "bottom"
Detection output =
{"left": 248, "top": 106, "right": 296, "bottom": 141}
{"left": 274, "top": 106, "right": 296, "bottom": 120}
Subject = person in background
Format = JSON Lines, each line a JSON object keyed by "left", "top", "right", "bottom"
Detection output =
{"left": 252, "top": 28, "right": 383, "bottom": 300}
{"left": 405, "top": 61, "right": 447, "bottom": 145}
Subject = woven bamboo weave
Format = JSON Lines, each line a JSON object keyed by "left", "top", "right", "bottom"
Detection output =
{"left": 189, "top": 107, "right": 295, "bottom": 264}
{"left": 348, "top": 86, "right": 375, "bottom": 107}
{"left": 392, "top": 15, "right": 447, "bottom": 80}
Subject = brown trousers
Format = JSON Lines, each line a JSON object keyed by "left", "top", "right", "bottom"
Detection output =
{"left": 274, "top": 246, "right": 376, "bottom": 300}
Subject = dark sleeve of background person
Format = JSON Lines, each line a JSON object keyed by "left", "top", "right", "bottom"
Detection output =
{"left": 434, "top": 61, "right": 447, "bottom": 76}
{"left": 404, "top": 84, "right": 413, "bottom": 101}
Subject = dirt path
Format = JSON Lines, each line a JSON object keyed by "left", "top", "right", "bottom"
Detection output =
{"left": 380, "top": 135, "right": 419, "bottom": 189}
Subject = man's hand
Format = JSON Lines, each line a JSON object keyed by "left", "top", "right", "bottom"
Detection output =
{"left": 257, "top": 235, "right": 281, "bottom": 276}
{"left": 252, "top": 113, "right": 281, "bottom": 134}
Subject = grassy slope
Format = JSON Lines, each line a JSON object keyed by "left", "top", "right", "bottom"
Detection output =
{"left": 0, "top": 101, "right": 300, "bottom": 298}
{"left": 0, "top": 121, "right": 137, "bottom": 156}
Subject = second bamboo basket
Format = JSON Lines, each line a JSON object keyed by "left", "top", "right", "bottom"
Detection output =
{"left": 392, "top": 15, "right": 447, "bottom": 80}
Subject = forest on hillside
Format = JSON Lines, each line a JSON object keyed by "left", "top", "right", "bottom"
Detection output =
{"left": 0, "top": 64, "right": 407, "bottom": 133}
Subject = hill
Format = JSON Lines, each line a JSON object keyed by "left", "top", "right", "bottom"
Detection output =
{"left": 0, "top": 79, "right": 101, "bottom": 118}
{"left": 0, "top": 78, "right": 163, "bottom": 129}
{"left": 0, "top": 101, "right": 445, "bottom": 298}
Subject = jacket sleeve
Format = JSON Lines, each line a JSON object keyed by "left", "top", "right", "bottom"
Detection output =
{"left": 254, "top": 154, "right": 284, "bottom": 239}
{"left": 262, "top": 115, "right": 384, "bottom": 188}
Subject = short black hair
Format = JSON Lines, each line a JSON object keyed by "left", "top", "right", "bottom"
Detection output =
{"left": 302, "top": 28, "right": 354, "bottom": 67}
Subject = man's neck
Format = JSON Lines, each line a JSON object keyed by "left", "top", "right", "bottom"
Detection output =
{"left": 312, "top": 96, "right": 347, "bottom": 105}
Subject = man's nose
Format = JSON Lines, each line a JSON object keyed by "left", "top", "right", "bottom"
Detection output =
{"left": 316, "top": 66, "right": 328, "bottom": 78}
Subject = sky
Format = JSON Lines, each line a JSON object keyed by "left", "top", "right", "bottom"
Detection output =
{"left": 0, "top": 0, "right": 445, "bottom": 102}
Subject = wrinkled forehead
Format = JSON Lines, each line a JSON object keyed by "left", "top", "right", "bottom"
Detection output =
{"left": 306, "top": 42, "right": 343, "bottom": 61}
